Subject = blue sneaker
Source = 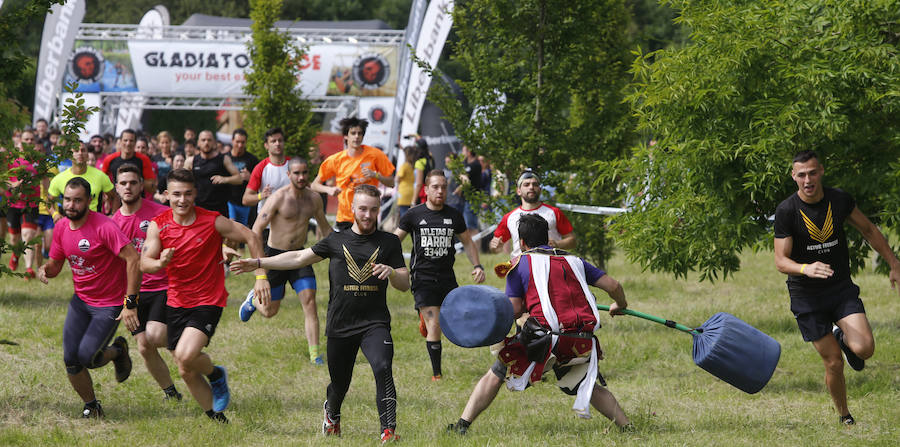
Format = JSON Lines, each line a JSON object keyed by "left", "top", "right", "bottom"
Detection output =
{"left": 313, "top": 355, "right": 325, "bottom": 366}
{"left": 210, "top": 366, "right": 230, "bottom": 412}
{"left": 239, "top": 290, "right": 256, "bottom": 322}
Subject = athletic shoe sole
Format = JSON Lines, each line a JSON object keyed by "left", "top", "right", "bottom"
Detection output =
{"left": 210, "top": 366, "right": 230, "bottom": 412}
{"left": 833, "top": 326, "right": 865, "bottom": 371}
{"left": 239, "top": 290, "right": 256, "bottom": 322}
{"left": 322, "top": 401, "right": 341, "bottom": 436}
{"left": 112, "top": 336, "right": 132, "bottom": 383}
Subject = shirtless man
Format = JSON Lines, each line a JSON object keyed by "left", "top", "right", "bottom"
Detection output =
{"left": 239, "top": 158, "right": 332, "bottom": 365}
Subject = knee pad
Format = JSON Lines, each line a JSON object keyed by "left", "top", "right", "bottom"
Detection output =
{"left": 66, "top": 363, "right": 84, "bottom": 375}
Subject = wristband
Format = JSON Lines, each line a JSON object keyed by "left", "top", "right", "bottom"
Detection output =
{"left": 256, "top": 258, "right": 261, "bottom": 269}
{"left": 255, "top": 274, "right": 267, "bottom": 280}
{"left": 800, "top": 264, "right": 807, "bottom": 274}
{"left": 257, "top": 192, "right": 262, "bottom": 200}
{"left": 474, "top": 264, "right": 483, "bottom": 270}
{"left": 388, "top": 267, "right": 395, "bottom": 279}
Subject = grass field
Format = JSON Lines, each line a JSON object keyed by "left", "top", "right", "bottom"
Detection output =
{"left": 1, "top": 244, "right": 898, "bottom": 446}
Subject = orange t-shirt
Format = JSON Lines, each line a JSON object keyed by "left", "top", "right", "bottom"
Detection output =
{"left": 318, "top": 145, "right": 395, "bottom": 223}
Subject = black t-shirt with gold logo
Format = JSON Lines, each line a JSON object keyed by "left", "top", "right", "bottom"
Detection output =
{"left": 311, "top": 228, "right": 406, "bottom": 337}
{"left": 774, "top": 187, "right": 856, "bottom": 299}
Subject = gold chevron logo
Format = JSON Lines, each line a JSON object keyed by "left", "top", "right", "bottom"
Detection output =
{"left": 800, "top": 203, "right": 833, "bottom": 243}
{"left": 344, "top": 244, "right": 379, "bottom": 283}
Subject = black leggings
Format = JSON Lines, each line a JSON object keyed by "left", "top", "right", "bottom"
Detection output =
{"left": 326, "top": 325, "right": 397, "bottom": 430}
{"left": 63, "top": 294, "right": 121, "bottom": 374}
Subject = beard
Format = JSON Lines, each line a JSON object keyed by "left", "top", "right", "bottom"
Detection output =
{"left": 65, "top": 207, "right": 88, "bottom": 222}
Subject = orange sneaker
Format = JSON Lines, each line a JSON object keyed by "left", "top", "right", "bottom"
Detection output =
{"left": 431, "top": 374, "right": 442, "bottom": 382}
{"left": 418, "top": 313, "right": 427, "bottom": 338}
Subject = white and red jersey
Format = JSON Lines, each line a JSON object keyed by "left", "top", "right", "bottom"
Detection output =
{"left": 494, "top": 203, "right": 574, "bottom": 257}
{"left": 246, "top": 157, "right": 291, "bottom": 211}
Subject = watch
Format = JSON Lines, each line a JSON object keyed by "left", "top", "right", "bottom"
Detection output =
{"left": 124, "top": 294, "right": 139, "bottom": 309}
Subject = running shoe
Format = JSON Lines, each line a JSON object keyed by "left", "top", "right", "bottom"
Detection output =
{"left": 209, "top": 411, "right": 229, "bottom": 423}
{"left": 164, "top": 389, "right": 183, "bottom": 402}
{"left": 833, "top": 326, "right": 865, "bottom": 371}
{"left": 446, "top": 423, "right": 467, "bottom": 435}
{"left": 418, "top": 312, "right": 427, "bottom": 338}
{"left": 380, "top": 427, "right": 400, "bottom": 443}
{"left": 81, "top": 401, "right": 104, "bottom": 419}
{"left": 24, "top": 268, "right": 35, "bottom": 280}
{"left": 8, "top": 254, "right": 18, "bottom": 271}
{"left": 840, "top": 413, "right": 855, "bottom": 425}
{"left": 112, "top": 336, "right": 132, "bottom": 383}
{"left": 313, "top": 355, "right": 325, "bottom": 366}
{"left": 209, "top": 366, "right": 230, "bottom": 412}
{"left": 431, "top": 374, "right": 442, "bottom": 382}
{"left": 322, "top": 401, "right": 341, "bottom": 436}
{"left": 239, "top": 290, "right": 256, "bottom": 322}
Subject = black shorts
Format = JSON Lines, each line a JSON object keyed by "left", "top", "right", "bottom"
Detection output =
{"left": 6, "top": 206, "right": 38, "bottom": 233}
{"left": 265, "top": 245, "right": 315, "bottom": 288}
{"left": 132, "top": 290, "right": 168, "bottom": 335}
{"left": 166, "top": 305, "right": 223, "bottom": 350}
{"left": 411, "top": 278, "right": 458, "bottom": 309}
{"left": 792, "top": 283, "right": 866, "bottom": 342}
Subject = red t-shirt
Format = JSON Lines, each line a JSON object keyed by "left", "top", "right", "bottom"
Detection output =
{"left": 100, "top": 151, "right": 156, "bottom": 180}
{"left": 153, "top": 207, "right": 228, "bottom": 308}
{"left": 113, "top": 199, "right": 169, "bottom": 292}
{"left": 494, "top": 203, "right": 574, "bottom": 257}
{"left": 50, "top": 211, "right": 131, "bottom": 307}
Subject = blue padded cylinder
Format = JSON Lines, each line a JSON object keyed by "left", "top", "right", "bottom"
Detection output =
{"left": 440, "top": 285, "right": 514, "bottom": 348}
{"left": 692, "top": 312, "right": 781, "bottom": 394}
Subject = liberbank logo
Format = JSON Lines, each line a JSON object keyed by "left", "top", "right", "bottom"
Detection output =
{"left": 800, "top": 203, "right": 833, "bottom": 244}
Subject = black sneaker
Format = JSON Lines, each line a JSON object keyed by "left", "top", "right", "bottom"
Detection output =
{"left": 81, "top": 401, "right": 104, "bottom": 419}
{"left": 840, "top": 413, "right": 855, "bottom": 426}
{"left": 209, "top": 411, "right": 229, "bottom": 423}
{"left": 833, "top": 326, "right": 864, "bottom": 371}
{"left": 447, "top": 423, "right": 467, "bottom": 435}
{"left": 164, "top": 390, "right": 183, "bottom": 402}
{"left": 112, "top": 336, "right": 132, "bottom": 382}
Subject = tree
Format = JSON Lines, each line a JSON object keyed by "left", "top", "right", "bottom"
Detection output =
{"left": 242, "top": 0, "right": 316, "bottom": 158}
{"left": 425, "top": 0, "right": 635, "bottom": 266}
{"left": 607, "top": 0, "right": 900, "bottom": 280}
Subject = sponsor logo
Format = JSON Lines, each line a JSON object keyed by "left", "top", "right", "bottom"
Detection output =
{"left": 343, "top": 244, "right": 378, "bottom": 284}
{"left": 352, "top": 53, "right": 390, "bottom": 90}
{"left": 68, "top": 46, "right": 104, "bottom": 83}
{"left": 801, "top": 203, "right": 833, "bottom": 243}
{"left": 419, "top": 219, "right": 428, "bottom": 225}
{"left": 77, "top": 238, "right": 91, "bottom": 252}
{"left": 443, "top": 219, "right": 452, "bottom": 225}
{"left": 143, "top": 51, "right": 250, "bottom": 69}
{"left": 368, "top": 105, "right": 387, "bottom": 124}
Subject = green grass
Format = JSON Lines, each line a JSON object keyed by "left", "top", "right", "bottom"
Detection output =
{"left": 1, "top": 247, "right": 898, "bottom": 446}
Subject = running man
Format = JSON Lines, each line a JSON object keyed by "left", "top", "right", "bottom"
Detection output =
{"left": 111, "top": 165, "right": 183, "bottom": 401}
{"left": 242, "top": 127, "right": 291, "bottom": 214}
{"left": 448, "top": 214, "right": 631, "bottom": 435}
{"left": 141, "top": 168, "right": 270, "bottom": 423}
{"left": 310, "top": 117, "right": 394, "bottom": 231}
{"left": 774, "top": 150, "right": 900, "bottom": 425}
{"left": 231, "top": 184, "right": 409, "bottom": 442}
{"left": 37, "top": 177, "right": 139, "bottom": 419}
{"left": 394, "top": 170, "right": 485, "bottom": 380}
{"left": 239, "top": 158, "right": 333, "bottom": 365}
{"left": 490, "top": 170, "right": 576, "bottom": 258}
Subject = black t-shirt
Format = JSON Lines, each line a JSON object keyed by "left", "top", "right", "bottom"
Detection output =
{"left": 192, "top": 153, "right": 230, "bottom": 216}
{"left": 311, "top": 229, "right": 406, "bottom": 337}
{"left": 228, "top": 151, "right": 258, "bottom": 205}
{"left": 774, "top": 187, "right": 856, "bottom": 299}
{"left": 464, "top": 158, "right": 483, "bottom": 191}
{"left": 107, "top": 156, "right": 147, "bottom": 183}
{"left": 398, "top": 204, "right": 466, "bottom": 282}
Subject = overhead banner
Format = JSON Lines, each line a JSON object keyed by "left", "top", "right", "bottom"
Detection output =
{"left": 33, "top": 0, "right": 86, "bottom": 124}
{"left": 126, "top": 41, "right": 398, "bottom": 97}
{"left": 400, "top": 0, "right": 454, "bottom": 138}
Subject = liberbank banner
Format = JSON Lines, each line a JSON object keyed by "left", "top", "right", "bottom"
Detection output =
{"left": 126, "top": 41, "right": 398, "bottom": 97}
